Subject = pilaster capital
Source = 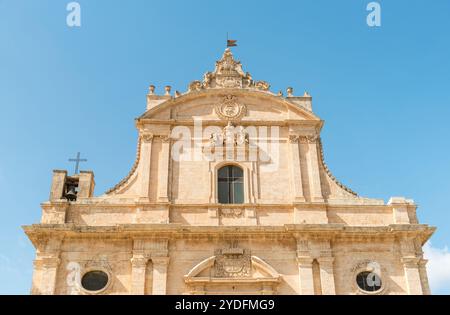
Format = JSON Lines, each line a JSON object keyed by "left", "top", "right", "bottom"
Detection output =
{"left": 140, "top": 133, "right": 154, "bottom": 143}
{"left": 131, "top": 256, "right": 148, "bottom": 268}
{"left": 418, "top": 259, "right": 428, "bottom": 267}
{"left": 317, "top": 256, "right": 335, "bottom": 265}
{"left": 299, "top": 134, "right": 319, "bottom": 144}
{"left": 34, "top": 256, "right": 61, "bottom": 268}
{"left": 296, "top": 256, "right": 314, "bottom": 267}
{"left": 401, "top": 256, "right": 420, "bottom": 268}
{"left": 288, "top": 135, "right": 299, "bottom": 143}
{"left": 151, "top": 256, "right": 170, "bottom": 266}
{"left": 160, "top": 135, "right": 171, "bottom": 143}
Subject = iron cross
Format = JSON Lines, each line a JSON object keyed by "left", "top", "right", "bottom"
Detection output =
{"left": 68, "top": 152, "right": 87, "bottom": 174}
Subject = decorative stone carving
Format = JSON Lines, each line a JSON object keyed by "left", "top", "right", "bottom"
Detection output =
{"left": 161, "top": 136, "right": 171, "bottom": 143}
{"left": 287, "top": 87, "right": 294, "bottom": 97}
{"left": 214, "top": 246, "right": 251, "bottom": 278}
{"left": 235, "top": 126, "right": 248, "bottom": 146}
{"left": 296, "top": 239, "right": 310, "bottom": 257}
{"left": 186, "top": 48, "right": 271, "bottom": 92}
{"left": 255, "top": 81, "right": 270, "bottom": 91}
{"left": 206, "top": 122, "right": 249, "bottom": 151}
{"left": 215, "top": 95, "right": 246, "bottom": 121}
{"left": 140, "top": 133, "right": 154, "bottom": 143}
{"left": 212, "top": 48, "right": 246, "bottom": 88}
{"left": 220, "top": 207, "right": 244, "bottom": 218}
{"left": 289, "top": 135, "right": 299, "bottom": 143}
{"left": 299, "top": 134, "right": 319, "bottom": 144}
{"left": 188, "top": 80, "right": 202, "bottom": 92}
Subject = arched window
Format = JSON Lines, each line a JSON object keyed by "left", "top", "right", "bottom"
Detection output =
{"left": 218, "top": 165, "right": 244, "bottom": 204}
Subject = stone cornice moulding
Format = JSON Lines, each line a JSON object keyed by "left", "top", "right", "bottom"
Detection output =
{"left": 23, "top": 223, "right": 435, "bottom": 249}
{"left": 49, "top": 200, "right": 393, "bottom": 209}
{"left": 135, "top": 118, "right": 324, "bottom": 129}
{"left": 138, "top": 88, "right": 320, "bottom": 122}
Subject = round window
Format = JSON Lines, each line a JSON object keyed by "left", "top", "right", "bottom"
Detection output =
{"left": 81, "top": 270, "right": 109, "bottom": 292}
{"left": 356, "top": 271, "right": 382, "bottom": 292}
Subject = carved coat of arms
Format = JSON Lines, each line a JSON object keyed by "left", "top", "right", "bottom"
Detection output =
{"left": 214, "top": 247, "right": 251, "bottom": 278}
{"left": 215, "top": 95, "right": 246, "bottom": 121}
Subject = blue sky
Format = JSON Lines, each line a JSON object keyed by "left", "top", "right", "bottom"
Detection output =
{"left": 0, "top": 0, "right": 449, "bottom": 294}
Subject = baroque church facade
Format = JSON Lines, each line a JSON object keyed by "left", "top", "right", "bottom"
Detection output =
{"left": 24, "top": 48, "right": 434, "bottom": 295}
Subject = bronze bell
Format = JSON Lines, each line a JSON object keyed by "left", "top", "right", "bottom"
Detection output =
{"left": 65, "top": 186, "right": 77, "bottom": 201}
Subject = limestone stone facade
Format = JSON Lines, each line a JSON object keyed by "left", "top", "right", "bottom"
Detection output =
{"left": 23, "top": 48, "right": 435, "bottom": 295}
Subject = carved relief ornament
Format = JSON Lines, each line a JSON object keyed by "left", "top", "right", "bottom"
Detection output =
{"left": 187, "top": 48, "right": 270, "bottom": 92}
{"left": 215, "top": 95, "right": 246, "bottom": 121}
{"left": 214, "top": 246, "right": 251, "bottom": 278}
{"left": 299, "top": 134, "right": 320, "bottom": 144}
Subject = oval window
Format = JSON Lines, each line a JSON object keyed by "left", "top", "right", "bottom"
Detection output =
{"left": 356, "top": 271, "right": 382, "bottom": 292}
{"left": 81, "top": 270, "right": 109, "bottom": 292}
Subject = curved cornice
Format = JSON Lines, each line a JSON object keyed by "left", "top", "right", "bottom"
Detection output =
{"left": 105, "top": 136, "right": 142, "bottom": 195}
{"left": 317, "top": 138, "right": 358, "bottom": 196}
{"left": 138, "top": 88, "right": 320, "bottom": 123}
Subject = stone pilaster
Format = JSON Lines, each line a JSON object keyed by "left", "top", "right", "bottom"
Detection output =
{"left": 31, "top": 236, "right": 63, "bottom": 295}
{"left": 295, "top": 237, "right": 314, "bottom": 295}
{"left": 289, "top": 135, "right": 305, "bottom": 202}
{"left": 297, "top": 257, "right": 315, "bottom": 295}
{"left": 401, "top": 257, "right": 424, "bottom": 295}
{"left": 317, "top": 257, "right": 336, "bottom": 295}
{"left": 400, "top": 238, "right": 425, "bottom": 295}
{"left": 77, "top": 171, "right": 95, "bottom": 198}
{"left": 418, "top": 259, "right": 431, "bottom": 295}
{"left": 49, "top": 170, "right": 67, "bottom": 201}
{"left": 32, "top": 255, "right": 61, "bottom": 295}
{"left": 300, "top": 135, "right": 324, "bottom": 203}
{"left": 139, "top": 133, "right": 154, "bottom": 199}
{"left": 389, "top": 197, "right": 411, "bottom": 224}
{"left": 157, "top": 136, "right": 170, "bottom": 202}
{"left": 131, "top": 255, "right": 148, "bottom": 295}
{"left": 151, "top": 256, "right": 170, "bottom": 295}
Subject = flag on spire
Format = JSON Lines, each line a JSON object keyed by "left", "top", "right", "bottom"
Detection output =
{"left": 227, "top": 39, "right": 237, "bottom": 47}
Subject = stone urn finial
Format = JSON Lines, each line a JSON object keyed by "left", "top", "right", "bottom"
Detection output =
{"left": 165, "top": 85, "right": 172, "bottom": 96}
{"left": 149, "top": 85, "right": 155, "bottom": 95}
{"left": 287, "top": 87, "right": 294, "bottom": 97}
